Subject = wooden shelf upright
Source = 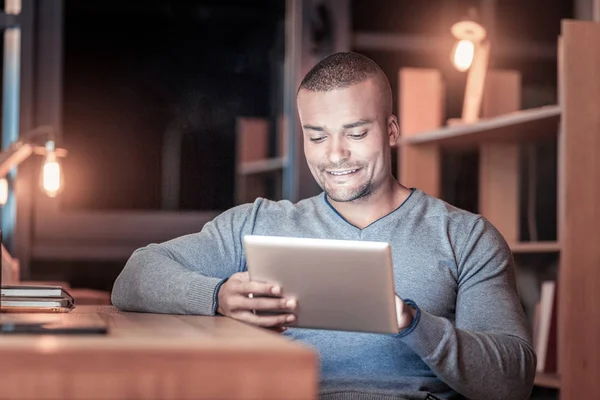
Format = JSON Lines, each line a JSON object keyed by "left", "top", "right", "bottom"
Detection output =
{"left": 396, "top": 19, "right": 600, "bottom": 398}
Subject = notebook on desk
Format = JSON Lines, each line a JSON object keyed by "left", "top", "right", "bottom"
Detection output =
{"left": 1, "top": 285, "right": 75, "bottom": 313}
{"left": 0, "top": 286, "right": 108, "bottom": 334}
{"left": 0, "top": 231, "right": 106, "bottom": 333}
{"left": 1, "top": 284, "right": 66, "bottom": 298}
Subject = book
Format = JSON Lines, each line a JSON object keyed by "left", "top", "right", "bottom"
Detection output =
{"left": 1, "top": 285, "right": 65, "bottom": 298}
{"left": 1, "top": 285, "right": 75, "bottom": 313}
{"left": 535, "top": 280, "right": 558, "bottom": 373}
{"left": 1, "top": 297, "right": 72, "bottom": 309}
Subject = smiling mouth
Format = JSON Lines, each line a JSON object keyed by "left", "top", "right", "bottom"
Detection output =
{"left": 326, "top": 169, "right": 359, "bottom": 176}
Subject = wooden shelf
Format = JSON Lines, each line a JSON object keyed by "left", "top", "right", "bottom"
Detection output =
{"left": 398, "top": 105, "right": 561, "bottom": 150}
{"left": 237, "top": 157, "right": 286, "bottom": 175}
{"left": 510, "top": 241, "right": 561, "bottom": 253}
{"left": 534, "top": 372, "right": 560, "bottom": 389}
{"left": 395, "top": 22, "right": 600, "bottom": 398}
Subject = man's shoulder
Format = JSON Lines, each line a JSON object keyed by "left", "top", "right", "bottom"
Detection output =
{"left": 417, "top": 190, "right": 506, "bottom": 249}
{"left": 417, "top": 190, "right": 481, "bottom": 226}
{"left": 254, "top": 193, "right": 324, "bottom": 215}
{"left": 216, "top": 193, "right": 320, "bottom": 216}
{"left": 213, "top": 194, "right": 324, "bottom": 227}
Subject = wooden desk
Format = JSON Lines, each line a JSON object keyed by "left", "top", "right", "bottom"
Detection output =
{"left": 0, "top": 306, "right": 318, "bottom": 400}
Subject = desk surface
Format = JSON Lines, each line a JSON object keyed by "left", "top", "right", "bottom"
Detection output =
{"left": 0, "top": 306, "right": 318, "bottom": 400}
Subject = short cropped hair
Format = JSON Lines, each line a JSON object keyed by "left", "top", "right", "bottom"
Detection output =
{"left": 298, "top": 52, "right": 392, "bottom": 115}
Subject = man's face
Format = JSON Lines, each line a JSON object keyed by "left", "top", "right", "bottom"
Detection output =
{"left": 297, "top": 78, "right": 397, "bottom": 202}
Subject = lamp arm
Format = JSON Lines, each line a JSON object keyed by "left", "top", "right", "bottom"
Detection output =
{"left": 32, "top": 146, "right": 68, "bottom": 157}
{"left": 0, "top": 143, "right": 33, "bottom": 179}
{"left": 0, "top": 125, "right": 68, "bottom": 179}
{"left": 461, "top": 40, "right": 490, "bottom": 123}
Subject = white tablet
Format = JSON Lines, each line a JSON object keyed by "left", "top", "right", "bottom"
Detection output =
{"left": 243, "top": 235, "right": 399, "bottom": 334}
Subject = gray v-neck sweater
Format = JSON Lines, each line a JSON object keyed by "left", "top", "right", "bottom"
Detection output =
{"left": 112, "top": 189, "right": 535, "bottom": 400}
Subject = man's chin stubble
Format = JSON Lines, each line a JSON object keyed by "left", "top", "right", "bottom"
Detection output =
{"left": 325, "top": 184, "right": 372, "bottom": 203}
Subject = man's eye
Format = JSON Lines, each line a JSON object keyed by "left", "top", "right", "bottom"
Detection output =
{"left": 348, "top": 131, "right": 367, "bottom": 139}
{"left": 310, "top": 137, "right": 326, "bottom": 143}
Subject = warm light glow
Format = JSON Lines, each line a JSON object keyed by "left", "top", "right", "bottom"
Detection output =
{"left": 37, "top": 141, "right": 64, "bottom": 198}
{"left": 42, "top": 155, "right": 61, "bottom": 197}
{"left": 40, "top": 141, "right": 63, "bottom": 198}
{"left": 0, "top": 178, "right": 7, "bottom": 205}
{"left": 452, "top": 39, "right": 475, "bottom": 72}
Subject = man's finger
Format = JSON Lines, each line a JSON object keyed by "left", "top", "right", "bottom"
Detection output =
{"left": 234, "top": 296, "right": 296, "bottom": 312}
{"left": 232, "top": 310, "right": 296, "bottom": 328}
{"left": 239, "top": 280, "right": 282, "bottom": 297}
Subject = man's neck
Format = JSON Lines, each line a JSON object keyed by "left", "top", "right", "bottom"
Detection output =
{"left": 327, "top": 180, "right": 412, "bottom": 229}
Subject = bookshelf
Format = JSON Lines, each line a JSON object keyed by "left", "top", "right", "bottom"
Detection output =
{"left": 397, "top": 20, "right": 600, "bottom": 398}
{"left": 398, "top": 105, "right": 560, "bottom": 150}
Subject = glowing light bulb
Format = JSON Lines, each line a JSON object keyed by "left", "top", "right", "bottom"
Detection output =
{"left": 452, "top": 39, "right": 475, "bottom": 72}
{"left": 40, "top": 141, "right": 63, "bottom": 198}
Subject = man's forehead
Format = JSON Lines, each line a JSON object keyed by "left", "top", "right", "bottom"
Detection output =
{"left": 298, "top": 84, "right": 378, "bottom": 109}
{"left": 298, "top": 79, "right": 378, "bottom": 97}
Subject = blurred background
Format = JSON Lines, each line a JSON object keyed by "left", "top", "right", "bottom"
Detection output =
{"left": 1, "top": 0, "right": 577, "bottom": 289}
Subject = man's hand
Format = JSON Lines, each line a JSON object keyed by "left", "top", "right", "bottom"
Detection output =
{"left": 216, "top": 272, "right": 297, "bottom": 329}
{"left": 395, "top": 295, "right": 416, "bottom": 330}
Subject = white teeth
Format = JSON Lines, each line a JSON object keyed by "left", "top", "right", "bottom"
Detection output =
{"left": 329, "top": 169, "right": 357, "bottom": 176}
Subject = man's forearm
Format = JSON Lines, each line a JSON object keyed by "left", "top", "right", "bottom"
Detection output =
{"left": 112, "top": 245, "right": 224, "bottom": 315}
{"left": 399, "top": 310, "right": 536, "bottom": 400}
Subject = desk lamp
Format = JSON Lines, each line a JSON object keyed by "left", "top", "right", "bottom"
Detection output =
{"left": 0, "top": 125, "right": 67, "bottom": 283}
{"left": 450, "top": 9, "right": 489, "bottom": 124}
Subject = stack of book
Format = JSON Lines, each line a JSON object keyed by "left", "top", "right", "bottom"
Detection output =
{"left": 0, "top": 285, "right": 75, "bottom": 313}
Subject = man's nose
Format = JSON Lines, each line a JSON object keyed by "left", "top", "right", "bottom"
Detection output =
{"left": 327, "top": 137, "right": 350, "bottom": 163}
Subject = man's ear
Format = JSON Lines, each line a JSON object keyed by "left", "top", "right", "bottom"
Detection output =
{"left": 387, "top": 114, "right": 400, "bottom": 146}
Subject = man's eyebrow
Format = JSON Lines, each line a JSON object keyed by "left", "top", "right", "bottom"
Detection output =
{"left": 342, "top": 119, "right": 372, "bottom": 129}
{"left": 302, "top": 119, "right": 373, "bottom": 132}
{"left": 302, "top": 124, "right": 325, "bottom": 132}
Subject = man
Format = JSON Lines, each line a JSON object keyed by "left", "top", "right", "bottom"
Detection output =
{"left": 112, "top": 52, "right": 536, "bottom": 400}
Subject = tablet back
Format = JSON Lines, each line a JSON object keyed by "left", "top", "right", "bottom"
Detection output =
{"left": 243, "top": 235, "right": 399, "bottom": 334}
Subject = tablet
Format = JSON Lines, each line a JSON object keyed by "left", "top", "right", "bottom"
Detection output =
{"left": 243, "top": 235, "right": 399, "bottom": 334}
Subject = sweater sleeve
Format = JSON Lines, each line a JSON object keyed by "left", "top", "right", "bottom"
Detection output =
{"left": 397, "top": 217, "right": 536, "bottom": 400}
{"left": 111, "top": 202, "right": 258, "bottom": 315}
